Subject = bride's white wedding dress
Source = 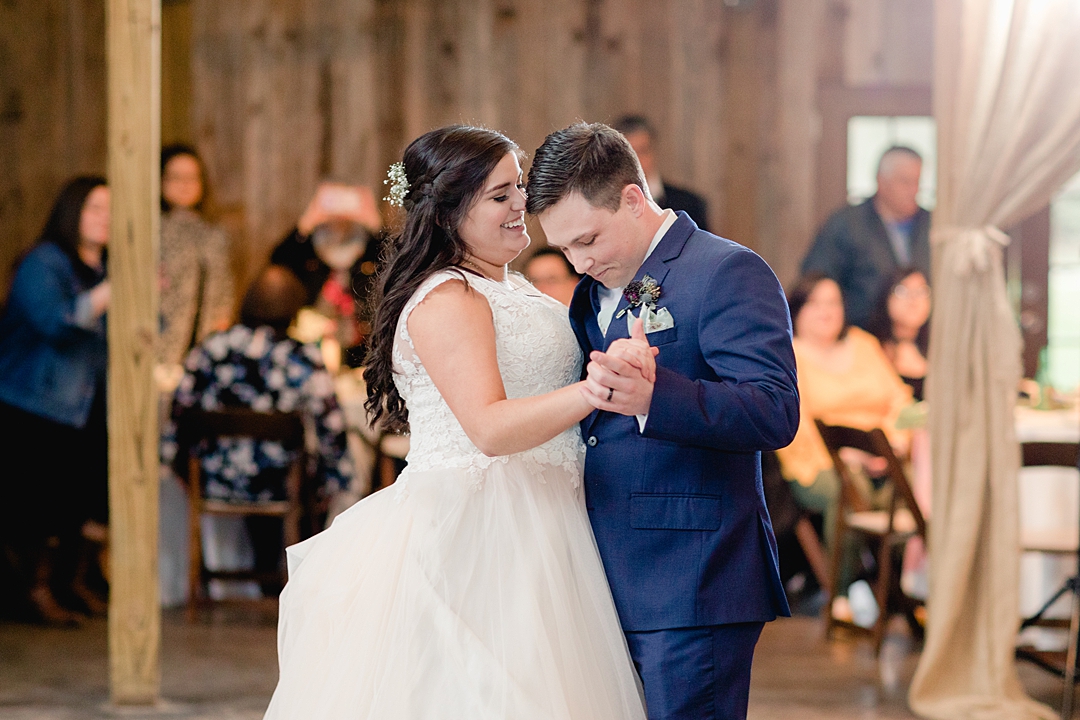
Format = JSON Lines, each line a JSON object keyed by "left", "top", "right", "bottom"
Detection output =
{"left": 263, "top": 270, "right": 647, "bottom": 720}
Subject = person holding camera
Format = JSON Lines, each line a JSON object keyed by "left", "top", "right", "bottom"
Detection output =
{"left": 270, "top": 183, "right": 385, "bottom": 368}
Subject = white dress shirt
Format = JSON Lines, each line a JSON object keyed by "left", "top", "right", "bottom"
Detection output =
{"left": 597, "top": 209, "right": 678, "bottom": 336}
{"left": 594, "top": 208, "right": 677, "bottom": 433}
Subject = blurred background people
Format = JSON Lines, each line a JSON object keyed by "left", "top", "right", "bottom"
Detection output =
{"left": 157, "top": 144, "right": 235, "bottom": 606}
{"left": 613, "top": 114, "right": 710, "bottom": 231}
{"left": 868, "top": 267, "right": 933, "bottom": 596}
{"left": 775, "top": 273, "right": 913, "bottom": 611}
{"left": 867, "top": 267, "right": 931, "bottom": 401}
{"left": 162, "top": 265, "right": 354, "bottom": 593}
{"left": 801, "top": 146, "right": 931, "bottom": 330}
{"left": 523, "top": 247, "right": 581, "bottom": 306}
{"left": 159, "top": 144, "right": 236, "bottom": 368}
{"left": 270, "top": 182, "right": 385, "bottom": 368}
{"left": 0, "top": 176, "right": 111, "bottom": 624}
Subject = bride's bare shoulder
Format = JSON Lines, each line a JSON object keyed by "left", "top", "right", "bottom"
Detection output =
{"left": 408, "top": 275, "right": 493, "bottom": 337}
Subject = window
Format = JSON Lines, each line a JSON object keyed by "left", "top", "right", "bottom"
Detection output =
{"left": 1048, "top": 172, "right": 1080, "bottom": 392}
{"left": 847, "top": 116, "right": 936, "bottom": 208}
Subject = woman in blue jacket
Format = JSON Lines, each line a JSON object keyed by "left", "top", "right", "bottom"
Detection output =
{"left": 0, "top": 176, "right": 110, "bottom": 624}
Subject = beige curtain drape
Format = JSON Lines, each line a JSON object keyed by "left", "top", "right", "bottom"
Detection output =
{"left": 909, "top": 2, "right": 1080, "bottom": 718}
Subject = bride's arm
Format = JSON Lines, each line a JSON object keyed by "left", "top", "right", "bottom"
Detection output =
{"left": 408, "top": 279, "right": 592, "bottom": 457}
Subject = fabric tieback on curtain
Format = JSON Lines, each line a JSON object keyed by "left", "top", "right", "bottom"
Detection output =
{"left": 931, "top": 225, "right": 1011, "bottom": 275}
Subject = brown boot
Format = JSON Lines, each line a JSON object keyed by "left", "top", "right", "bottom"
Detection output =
{"left": 70, "top": 575, "right": 108, "bottom": 616}
{"left": 29, "top": 544, "right": 84, "bottom": 627}
{"left": 71, "top": 531, "right": 109, "bottom": 617}
{"left": 29, "top": 585, "right": 82, "bottom": 626}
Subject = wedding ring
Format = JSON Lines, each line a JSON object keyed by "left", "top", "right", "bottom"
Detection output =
{"left": 606, "top": 387, "right": 614, "bottom": 402}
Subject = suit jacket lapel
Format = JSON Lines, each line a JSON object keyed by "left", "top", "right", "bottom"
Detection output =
{"left": 603, "top": 213, "right": 693, "bottom": 349}
{"left": 568, "top": 277, "right": 603, "bottom": 434}
{"left": 568, "top": 276, "right": 598, "bottom": 366}
{"left": 578, "top": 212, "right": 697, "bottom": 437}
{"left": 866, "top": 199, "right": 905, "bottom": 265}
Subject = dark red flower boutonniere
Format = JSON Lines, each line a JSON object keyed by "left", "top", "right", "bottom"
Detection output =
{"left": 615, "top": 274, "right": 661, "bottom": 319}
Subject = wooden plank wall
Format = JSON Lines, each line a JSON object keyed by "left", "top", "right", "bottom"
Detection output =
{"left": 187, "top": 0, "right": 734, "bottom": 292}
{"left": 0, "top": 0, "right": 107, "bottom": 297}
{"left": 0, "top": 0, "right": 934, "bottom": 299}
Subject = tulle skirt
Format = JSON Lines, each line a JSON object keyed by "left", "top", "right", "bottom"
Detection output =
{"left": 263, "top": 458, "right": 647, "bottom": 720}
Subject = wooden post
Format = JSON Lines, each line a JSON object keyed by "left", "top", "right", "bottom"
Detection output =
{"left": 107, "top": 0, "right": 161, "bottom": 705}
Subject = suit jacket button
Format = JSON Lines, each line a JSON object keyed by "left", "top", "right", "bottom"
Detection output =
{"left": 587, "top": 436, "right": 598, "bottom": 447}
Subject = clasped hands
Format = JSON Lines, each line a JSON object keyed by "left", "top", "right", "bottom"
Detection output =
{"left": 579, "top": 318, "right": 657, "bottom": 416}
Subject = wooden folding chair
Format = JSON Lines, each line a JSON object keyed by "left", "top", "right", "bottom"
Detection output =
{"left": 176, "top": 408, "right": 309, "bottom": 621}
{"left": 760, "top": 451, "right": 831, "bottom": 593}
{"left": 1014, "top": 441, "right": 1080, "bottom": 720}
{"left": 815, "top": 420, "right": 928, "bottom": 655}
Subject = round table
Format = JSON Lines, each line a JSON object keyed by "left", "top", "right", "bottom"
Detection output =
{"left": 1016, "top": 405, "right": 1080, "bottom": 627}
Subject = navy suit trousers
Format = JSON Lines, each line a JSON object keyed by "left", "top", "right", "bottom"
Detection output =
{"left": 625, "top": 622, "right": 765, "bottom": 720}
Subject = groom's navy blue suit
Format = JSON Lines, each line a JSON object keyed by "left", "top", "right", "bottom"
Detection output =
{"left": 569, "top": 213, "right": 799, "bottom": 720}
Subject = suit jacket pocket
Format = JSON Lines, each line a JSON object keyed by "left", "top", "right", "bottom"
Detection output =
{"left": 644, "top": 326, "right": 678, "bottom": 346}
{"left": 629, "top": 493, "right": 721, "bottom": 530}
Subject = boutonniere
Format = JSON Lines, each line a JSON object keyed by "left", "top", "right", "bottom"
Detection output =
{"left": 616, "top": 274, "right": 675, "bottom": 335}
{"left": 615, "top": 274, "right": 661, "bottom": 319}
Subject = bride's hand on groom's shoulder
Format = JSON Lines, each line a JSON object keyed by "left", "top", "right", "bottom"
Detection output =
{"left": 580, "top": 319, "right": 656, "bottom": 416}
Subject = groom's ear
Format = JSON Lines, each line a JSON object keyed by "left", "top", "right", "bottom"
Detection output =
{"left": 622, "top": 184, "right": 647, "bottom": 217}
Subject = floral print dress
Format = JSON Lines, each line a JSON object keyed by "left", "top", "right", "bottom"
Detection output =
{"left": 162, "top": 324, "right": 354, "bottom": 502}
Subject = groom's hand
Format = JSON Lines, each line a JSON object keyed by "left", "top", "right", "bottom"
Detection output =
{"left": 581, "top": 319, "right": 656, "bottom": 416}
{"left": 606, "top": 320, "right": 658, "bottom": 382}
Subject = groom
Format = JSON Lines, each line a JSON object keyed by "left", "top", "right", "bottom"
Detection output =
{"left": 527, "top": 123, "right": 800, "bottom": 720}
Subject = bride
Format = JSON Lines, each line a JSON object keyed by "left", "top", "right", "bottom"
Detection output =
{"left": 263, "top": 125, "right": 652, "bottom": 719}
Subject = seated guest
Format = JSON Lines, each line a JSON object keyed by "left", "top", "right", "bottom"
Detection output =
{"left": 270, "top": 182, "right": 385, "bottom": 367}
{"left": 775, "top": 273, "right": 913, "bottom": 600}
{"left": 0, "top": 176, "right": 111, "bottom": 624}
{"left": 867, "top": 268, "right": 931, "bottom": 401}
{"left": 162, "top": 266, "right": 354, "bottom": 585}
{"left": 524, "top": 247, "right": 581, "bottom": 306}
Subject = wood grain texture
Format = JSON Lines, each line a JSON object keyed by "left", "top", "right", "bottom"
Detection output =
{"left": 3, "top": 0, "right": 935, "bottom": 296}
{"left": 162, "top": 0, "right": 194, "bottom": 145}
{"left": 0, "top": 0, "right": 107, "bottom": 297}
{"left": 189, "top": 0, "right": 736, "bottom": 282}
{"left": 106, "top": 0, "right": 161, "bottom": 705}
{"left": 774, "top": 0, "right": 826, "bottom": 287}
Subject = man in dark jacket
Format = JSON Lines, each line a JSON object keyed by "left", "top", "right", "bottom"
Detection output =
{"left": 801, "top": 146, "right": 931, "bottom": 330}
{"left": 614, "top": 115, "right": 710, "bottom": 232}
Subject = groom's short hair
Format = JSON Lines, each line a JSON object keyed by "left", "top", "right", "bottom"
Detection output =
{"left": 526, "top": 122, "right": 649, "bottom": 216}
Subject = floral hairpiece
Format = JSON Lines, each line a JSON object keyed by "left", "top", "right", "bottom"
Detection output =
{"left": 384, "top": 162, "right": 410, "bottom": 207}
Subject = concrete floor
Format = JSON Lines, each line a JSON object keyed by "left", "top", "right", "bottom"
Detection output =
{"left": 0, "top": 610, "right": 1069, "bottom": 719}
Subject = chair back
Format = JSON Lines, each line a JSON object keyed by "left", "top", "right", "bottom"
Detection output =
{"left": 1021, "top": 441, "right": 1079, "bottom": 470}
{"left": 761, "top": 451, "right": 801, "bottom": 534}
{"left": 176, "top": 407, "right": 305, "bottom": 449}
{"left": 179, "top": 408, "right": 309, "bottom": 618}
{"left": 814, "top": 420, "right": 928, "bottom": 540}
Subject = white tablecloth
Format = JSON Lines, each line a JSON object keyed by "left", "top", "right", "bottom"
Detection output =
{"left": 1016, "top": 405, "right": 1080, "bottom": 622}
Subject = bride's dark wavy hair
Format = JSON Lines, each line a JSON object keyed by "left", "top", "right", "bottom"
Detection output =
{"left": 363, "top": 125, "right": 522, "bottom": 432}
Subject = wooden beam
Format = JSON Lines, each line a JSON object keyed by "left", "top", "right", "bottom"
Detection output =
{"left": 161, "top": 0, "right": 193, "bottom": 145}
{"left": 107, "top": 0, "right": 161, "bottom": 705}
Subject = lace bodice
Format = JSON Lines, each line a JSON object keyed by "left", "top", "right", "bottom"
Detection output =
{"left": 392, "top": 269, "right": 586, "bottom": 486}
